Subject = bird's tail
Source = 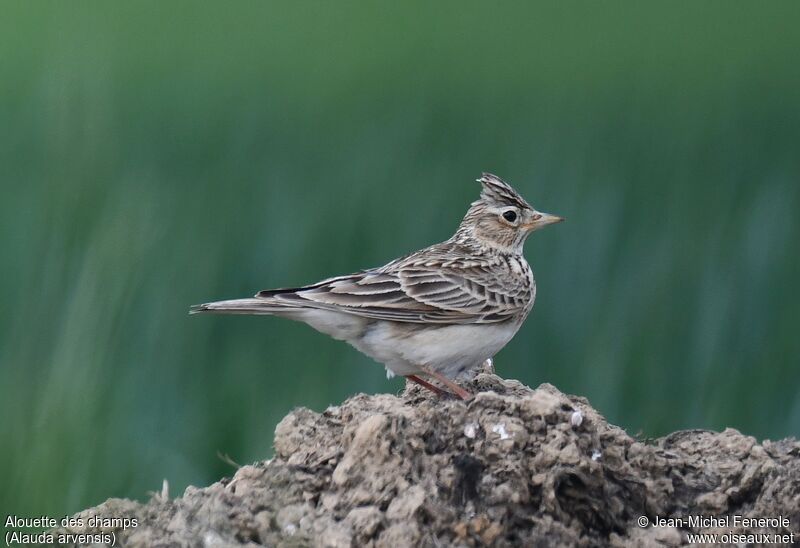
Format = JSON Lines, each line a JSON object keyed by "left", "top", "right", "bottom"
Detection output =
{"left": 190, "top": 297, "right": 296, "bottom": 315}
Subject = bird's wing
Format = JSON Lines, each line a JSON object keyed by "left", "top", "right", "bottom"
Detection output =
{"left": 255, "top": 254, "right": 532, "bottom": 324}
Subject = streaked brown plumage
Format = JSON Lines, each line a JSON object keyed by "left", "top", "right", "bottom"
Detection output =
{"left": 192, "top": 173, "right": 563, "bottom": 399}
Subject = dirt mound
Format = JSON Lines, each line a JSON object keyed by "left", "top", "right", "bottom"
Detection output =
{"left": 57, "top": 374, "right": 799, "bottom": 546}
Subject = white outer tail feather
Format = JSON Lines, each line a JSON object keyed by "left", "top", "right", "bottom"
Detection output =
{"left": 190, "top": 298, "right": 293, "bottom": 315}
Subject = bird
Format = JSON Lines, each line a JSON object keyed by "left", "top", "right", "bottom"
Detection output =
{"left": 191, "top": 173, "right": 563, "bottom": 399}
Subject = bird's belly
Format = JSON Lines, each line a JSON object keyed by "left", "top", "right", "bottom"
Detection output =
{"left": 354, "top": 321, "right": 520, "bottom": 378}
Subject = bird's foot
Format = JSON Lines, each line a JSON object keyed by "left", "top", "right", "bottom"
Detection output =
{"left": 420, "top": 369, "right": 473, "bottom": 401}
{"left": 405, "top": 375, "right": 453, "bottom": 398}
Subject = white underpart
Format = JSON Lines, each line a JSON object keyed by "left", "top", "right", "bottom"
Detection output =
{"left": 570, "top": 410, "right": 583, "bottom": 427}
{"left": 272, "top": 305, "right": 523, "bottom": 379}
{"left": 358, "top": 321, "right": 521, "bottom": 378}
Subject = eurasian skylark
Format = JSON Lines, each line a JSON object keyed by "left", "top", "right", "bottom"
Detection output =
{"left": 192, "top": 173, "right": 562, "bottom": 399}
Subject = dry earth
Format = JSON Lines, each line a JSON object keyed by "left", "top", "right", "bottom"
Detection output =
{"left": 56, "top": 373, "right": 799, "bottom": 547}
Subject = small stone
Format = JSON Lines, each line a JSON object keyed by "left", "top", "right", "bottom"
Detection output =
{"left": 481, "top": 522, "right": 504, "bottom": 545}
{"left": 491, "top": 423, "right": 510, "bottom": 440}
{"left": 316, "top": 522, "right": 353, "bottom": 548}
{"left": 386, "top": 485, "right": 426, "bottom": 520}
{"left": 345, "top": 506, "right": 383, "bottom": 538}
{"left": 453, "top": 521, "right": 469, "bottom": 539}
{"left": 332, "top": 414, "right": 388, "bottom": 486}
{"left": 378, "top": 522, "right": 420, "bottom": 546}
{"left": 276, "top": 504, "right": 312, "bottom": 537}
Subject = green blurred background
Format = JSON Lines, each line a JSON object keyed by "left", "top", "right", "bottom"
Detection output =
{"left": 2, "top": 1, "right": 799, "bottom": 523}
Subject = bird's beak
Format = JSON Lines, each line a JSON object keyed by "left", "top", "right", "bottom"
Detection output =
{"left": 524, "top": 211, "right": 564, "bottom": 231}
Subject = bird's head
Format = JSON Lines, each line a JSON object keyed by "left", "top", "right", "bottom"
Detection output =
{"left": 456, "top": 173, "right": 563, "bottom": 253}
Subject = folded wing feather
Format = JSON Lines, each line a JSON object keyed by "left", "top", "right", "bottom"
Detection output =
{"left": 255, "top": 257, "right": 530, "bottom": 325}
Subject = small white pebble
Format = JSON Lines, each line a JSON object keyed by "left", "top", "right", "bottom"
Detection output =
{"left": 464, "top": 422, "right": 479, "bottom": 438}
{"left": 283, "top": 523, "right": 297, "bottom": 536}
{"left": 492, "top": 423, "right": 510, "bottom": 440}
{"left": 591, "top": 450, "right": 602, "bottom": 461}
{"left": 570, "top": 410, "right": 583, "bottom": 428}
{"left": 385, "top": 368, "right": 396, "bottom": 380}
{"left": 203, "top": 532, "right": 225, "bottom": 545}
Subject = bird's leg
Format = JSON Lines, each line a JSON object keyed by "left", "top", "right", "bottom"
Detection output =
{"left": 421, "top": 369, "right": 473, "bottom": 401}
{"left": 405, "top": 375, "right": 452, "bottom": 398}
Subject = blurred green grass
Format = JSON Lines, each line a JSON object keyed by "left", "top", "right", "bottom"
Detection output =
{"left": 1, "top": 1, "right": 799, "bottom": 522}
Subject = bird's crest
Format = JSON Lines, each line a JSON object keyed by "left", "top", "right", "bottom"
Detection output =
{"left": 476, "top": 173, "right": 531, "bottom": 210}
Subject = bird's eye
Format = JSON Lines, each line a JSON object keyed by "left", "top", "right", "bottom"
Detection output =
{"left": 502, "top": 210, "right": 517, "bottom": 223}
